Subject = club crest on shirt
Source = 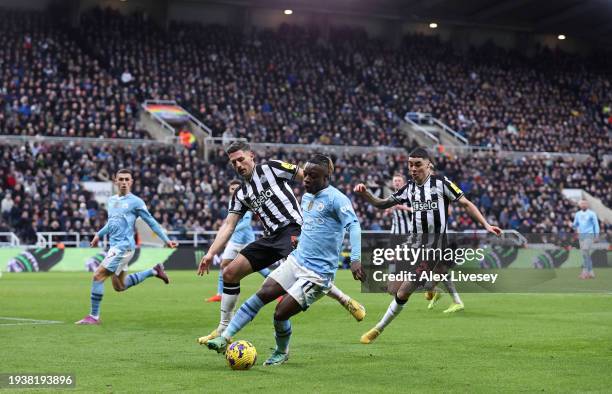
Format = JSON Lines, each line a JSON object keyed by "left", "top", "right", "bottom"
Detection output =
{"left": 316, "top": 202, "right": 325, "bottom": 212}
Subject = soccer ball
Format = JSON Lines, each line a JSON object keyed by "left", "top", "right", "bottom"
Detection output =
{"left": 225, "top": 340, "right": 257, "bottom": 370}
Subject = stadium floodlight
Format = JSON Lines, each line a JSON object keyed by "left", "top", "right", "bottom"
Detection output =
{"left": 284, "top": 9, "right": 293, "bottom": 15}
{"left": 557, "top": 34, "right": 566, "bottom": 40}
{"left": 429, "top": 22, "right": 438, "bottom": 29}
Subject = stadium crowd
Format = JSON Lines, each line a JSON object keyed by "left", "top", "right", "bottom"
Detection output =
{"left": 1, "top": 142, "right": 609, "bottom": 245}
{"left": 0, "top": 7, "right": 610, "bottom": 244}
{"left": 76, "top": 8, "right": 610, "bottom": 156}
{"left": 3, "top": 8, "right": 608, "bottom": 156}
{"left": 0, "top": 9, "right": 148, "bottom": 139}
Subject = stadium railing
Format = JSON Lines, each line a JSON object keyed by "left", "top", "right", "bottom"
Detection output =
{"left": 405, "top": 112, "right": 467, "bottom": 145}
{"left": 439, "top": 145, "right": 593, "bottom": 162}
{"left": 0, "top": 135, "right": 177, "bottom": 147}
{"left": 29, "top": 229, "right": 536, "bottom": 248}
{"left": 204, "top": 137, "right": 407, "bottom": 156}
{"left": 402, "top": 114, "right": 440, "bottom": 144}
{"left": 0, "top": 232, "right": 20, "bottom": 247}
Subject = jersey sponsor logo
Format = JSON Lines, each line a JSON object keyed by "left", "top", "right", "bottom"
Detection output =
{"left": 340, "top": 204, "right": 352, "bottom": 213}
{"left": 281, "top": 162, "right": 296, "bottom": 171}
{"left": 250, "top": 188, "right": 275, "bottom": 209}
{"left": 412, "top": 200, "right": 439, "bottom": 212}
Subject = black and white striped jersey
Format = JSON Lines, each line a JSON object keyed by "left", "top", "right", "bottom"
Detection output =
{"left": 391, "top": 207, "right": 412, "bottom": 235}
{"left": 228, "top": 160, "right": 303, "bottom": 235}
{"left": 391, "top": 174, "right": 463, "bottom": 235}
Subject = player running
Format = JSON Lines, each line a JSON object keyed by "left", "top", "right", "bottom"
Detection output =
{"left": 206, "top": 154, "right": 364, "bottom": 365}
{"left": 354, "top": 147, "right": 501, "bottom": 344}
{"left": 197, "top": 142, "right": 365, "bottom": 345}
{"left": 205, "top": 180, "right": 273, "bottom": 303}
{"left": 75, "top": 169, "right": 177, "bottom": 325}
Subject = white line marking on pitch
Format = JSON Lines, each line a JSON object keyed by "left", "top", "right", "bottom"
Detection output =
{"left": 0, "top": 317, "right": 63, "bottom": 326}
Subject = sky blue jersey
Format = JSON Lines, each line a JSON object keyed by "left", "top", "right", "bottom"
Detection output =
{"left": 573, "top": 209, "right": 599, "bottom": 237}
{"left": 290, "top": 185, "right": 361, "bottom": 278}
{"left": 97, "top": 193, "right": 170, "bottom": 250}
{"left": 230, "top": 211, "right": 255, "bottom": 244}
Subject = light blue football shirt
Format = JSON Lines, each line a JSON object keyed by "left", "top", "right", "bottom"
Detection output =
{"left": 97, "top": 193, "right": 170, "bottom": 251}
{"left": 573, "top": 209, "right": 599, "bottom": 238}
{"left": 291, "top": 185, "right": 361, "bottom": 278}
{"left": 230, "top": 211, "right": 255, "bottom": 244}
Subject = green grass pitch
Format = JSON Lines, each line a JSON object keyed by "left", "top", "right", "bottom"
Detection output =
{"left": 1, "top": 270, "right": 611, "bottom": 393}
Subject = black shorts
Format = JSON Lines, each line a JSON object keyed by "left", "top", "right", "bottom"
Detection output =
{"left": 240, "top": 223, "right": 301, "bottom": 272}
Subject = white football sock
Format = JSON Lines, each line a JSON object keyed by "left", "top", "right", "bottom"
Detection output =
{"left": 375, "top": 297, "right": 406, "bottom": 331}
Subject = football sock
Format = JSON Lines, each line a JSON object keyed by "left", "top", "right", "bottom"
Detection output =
{"left": 443, "top": 280, "right": 462, "bottom": 304}
{"left": 217, "top": 282, "right": 240, "bottom": 334}
{"left": 124, "top": 269, "right": 155, "bottom": 290}
{"left": 90, "top": 280, "right": 104, "bottom": 319}
{"left": 327, "top": 284, "right": 350, "bottom": 305}
{"left": 223, "top": 295, "right": 266, "bottom": 339}
{"left": 216, "top": 269, "right": 223, "bottom": 295}
{"left": 375, "top": 295, "right": 407, "bottom": 331}
{"left": 274, "top": 319, "right": 292, "bottom": 353}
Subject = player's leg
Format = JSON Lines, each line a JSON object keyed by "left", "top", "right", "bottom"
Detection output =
{"left": 203, "top": 226, "right": 298, "bottom": 342}
{"left": 75, "top": 248, "right": 124, "bottom": 324}
{"left": 361, "top": 279, "right": 419, "bottom": 344}
{"left": 206, "top": 278, "right": 286, "bottom": 353}
{"left": 432, "top": 263, "right": 464, "bottom": 313}
{"left": 583, "top": 240, "right": 594, "bottom": 278}
{"left": 264, "top": 260, "right": 331, "bottom": 365}
{"left": 207, "top": 259, "right": 229, "bottom": 302}
{"left": 263, "top": 295, "right": 302, "bottom": 366}
{"left": 110, "top": 251, "right": 166, "bottom": 291}
{"left": 209, "top": 243, "right": 241, "bottom": 302}
{"left": 441, "top": 280, "right": 465, "bottom": 313}
{"left": 326, "top": 284, "right": 366, "bottom": 321}
{"left": 75, "top": 265, "right": 112, "bottom": 324}
{"left": 215, "top": 254, "right": 255, "bottom": 334}
{"left": 205, "top": 259, "right": 296, "bottom": 352}
{"left": 423, "top": 281, "right": 444, "bottom": 310}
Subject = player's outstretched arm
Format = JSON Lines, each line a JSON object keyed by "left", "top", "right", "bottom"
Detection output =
{"left": 336, "top": 194, "right": 364, "bottom": 281}
{"left": 136, "top": 202, "right": 176, "bottom": 247}
{"left": 457, "top": 196, "right": 502, "bottom": 236}
{"left": 353, "top": 183, "right": 397, "bottom": 209}
{"left": 348, "top": 220, "right": 364, "bottom": 282}
{"left": 197, "top": 213, "right": 240, "bottom": 275}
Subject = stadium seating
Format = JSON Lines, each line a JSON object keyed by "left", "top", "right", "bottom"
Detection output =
{"left": 75, "top": 8, "right": 610, "bottom": 156}
{"left": 0, "top": 7, "right": 610, "bottom": 244}
{"left": 0, "top": 9, "right": 148, "bottom": 139}
{"left": 1, "top": 142, "right": 610, "bottom": 244}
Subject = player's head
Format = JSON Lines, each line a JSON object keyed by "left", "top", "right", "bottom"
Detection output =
{"left": 304, "top": 154, "right": 333, "bottom": 194}
{"left": 226, "top": 141, "right": 255, "bottom": 180}
{"left": 228, "top": 179, "right": 241, "bottom": 195}
{"left": 114, "top": 169, "right": 133, "bottom": 195}
{"left": 408, "top": 147, "right": 433, "bottom": 184}
{"left": 392, "top": 173, "right": 406, "bottom": 190}
{"left": 579, "top": 199, "right": 588, "bottom": 210}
